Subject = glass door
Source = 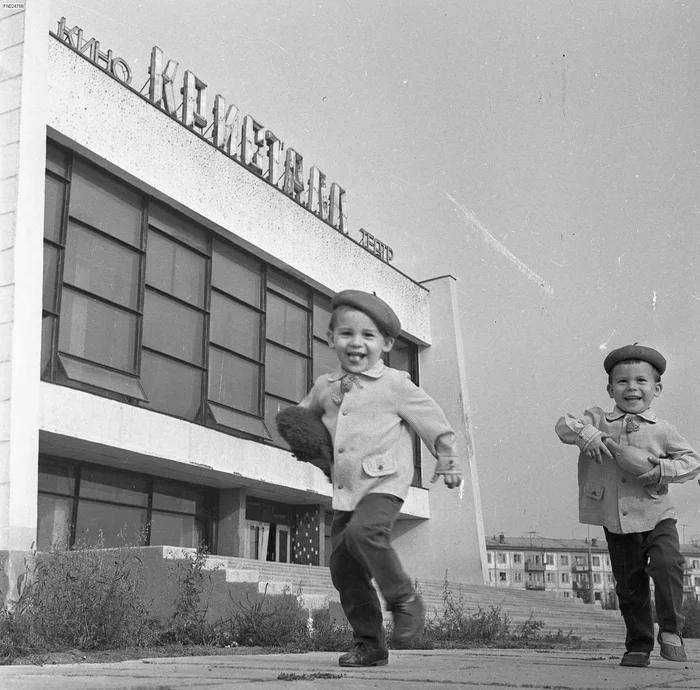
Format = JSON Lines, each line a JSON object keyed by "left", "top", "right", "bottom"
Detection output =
{"left": 247, "top": 520, "right": 268, "bottom": 561}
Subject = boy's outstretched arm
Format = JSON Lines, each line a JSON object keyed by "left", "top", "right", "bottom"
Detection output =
{"left": 397, "top": 374, "right": 462, "bottom": 488}
{"left": 555, "top": 409, "right": 612, "bottom": 464}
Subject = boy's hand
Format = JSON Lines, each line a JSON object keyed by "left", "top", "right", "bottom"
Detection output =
{"left": 637, "top": 455, "right": 662, "bottom": 484}
{"left": 431, "top": 458, "right": 462, "bottom": 488}
{"left": 586, "top": 436, "right": 614, "bottom": 465}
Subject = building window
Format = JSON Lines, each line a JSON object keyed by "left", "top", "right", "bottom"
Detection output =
{"left": 497, "top": 552, "right": 507, "bottom": 564}
{"left": 37, "top": 456, "right": 217, "bottom": 552}
{"left": 546, "top": 554, "right": 554, "bottom": 565}
{"left": 561, "top": 573, "right": 570, "bottom": 583}
{"left": 513, "top": 553, "right": 522, "bottom": 564}
{"left": 499, "top": 572, "right": 507, "bottom": 582}
{"left": 487, "top": 552, "right": 493, "bottom": 564}
{"left": 43, "top": 148, "right": 148, "bottom": 401}
{"left": 41, "top": 141, "right": 420, "bottom": 451}
{"left": 546, "top": 572, "right": 554, "bottom": 583}
{"left": 592, "top": 556, "right": 601, "bottom": 567}
{"left": 514, "top": 572, "right": 522, "bottom": 582}
{"left": 593, "top": 574, "right": 601, "bottom": 584}
{"left": 264, "top": 269, "right": 311, "bottom": 443}
{"left": 694, "top": 577, "right": 700, "bottom": 587}
{"left": 207, "top": 241, "right": 268, "bottom": 437}
{"left": 560, "top": 555, "right": 569, "bottom": 566}
{"left": 563, "top": 591, "right": 570, "bottom": 598}
{"left": 141, "top": 203, "right": 209, "bottom": 420}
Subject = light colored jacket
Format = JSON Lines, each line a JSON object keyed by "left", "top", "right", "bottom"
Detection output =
{"left": 299, "top": 360, "right": 458, "bottom": 511}
{"left": 555, "top": 406, "right": 700, "bottom": 533}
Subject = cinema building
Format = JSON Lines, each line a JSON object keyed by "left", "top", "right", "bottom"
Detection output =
{"left": 1, "top": 5, "right": 487, "bottom": 595}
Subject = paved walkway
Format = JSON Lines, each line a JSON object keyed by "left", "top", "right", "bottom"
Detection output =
{"left": 0, "top": 640, "right": 699, "bottom": 689}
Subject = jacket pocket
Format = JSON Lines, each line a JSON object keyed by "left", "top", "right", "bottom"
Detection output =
{"left": 583, "top": 482, "right": 604, "bottom": 500}
{"left": 362, "top": 457, "right": 397, "bottom": 477}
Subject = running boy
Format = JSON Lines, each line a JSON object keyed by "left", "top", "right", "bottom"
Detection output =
{"left": 299, "top": 289, "right": 462, "bottom": 667}
{"left": 555, "top": 343, "right": 700, "bottom": 667}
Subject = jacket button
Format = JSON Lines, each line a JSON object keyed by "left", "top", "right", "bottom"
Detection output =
{"left": 621, "top": 478, "right": 627, "bottom": 483}
{"left": 622, "top": 511, "right": 628, "bottom": 516}
{"left": 337, "top": 484, "right": 344, "bottom": 490}
{"left": 378, "top": 464, "right": 384, "bottom": 470}
{"left": 337, "top": 448, "right": 345, "bottom": 454}
{"left": 342, "top": 411, "right": 348, "bottom": 416}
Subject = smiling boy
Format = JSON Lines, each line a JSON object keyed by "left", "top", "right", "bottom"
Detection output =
{"left": 298, "top": 290, "right": 462, "bottom": 667}
{"left": 555, "top": 344, "right": 700, "bottom": 668}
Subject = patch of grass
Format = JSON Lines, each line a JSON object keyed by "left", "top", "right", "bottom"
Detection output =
{"left": 389, "top": 577, "right": 578, "bottom": 650}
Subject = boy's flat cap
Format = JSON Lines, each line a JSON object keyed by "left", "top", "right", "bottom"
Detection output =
{"left": 331, "top": 290, "right": 401, "bottom": 338}
{"left": 603, "top": 343, "right": 666, "bottom": 375}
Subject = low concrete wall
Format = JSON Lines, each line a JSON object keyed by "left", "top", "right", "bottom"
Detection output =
{"left": 3, "top": 546, "right": 329, "bottom": 623}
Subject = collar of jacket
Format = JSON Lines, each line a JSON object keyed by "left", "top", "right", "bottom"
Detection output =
{"left": 327, "top": 360, "right": 387, "bottom": 382}
{"left": 606, "top": 406, "right": 657, "bottom": 423}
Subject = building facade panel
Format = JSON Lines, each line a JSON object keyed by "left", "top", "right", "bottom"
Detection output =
{"left": 1, "top": 12, "right": 488, "bottom": 594}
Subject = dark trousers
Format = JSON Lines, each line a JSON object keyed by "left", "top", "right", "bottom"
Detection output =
{"left": 604, "top": 519, "right": 685, "bottom": 653}
{"left": 329, "top": 493, "right": 414, "bottom": 647}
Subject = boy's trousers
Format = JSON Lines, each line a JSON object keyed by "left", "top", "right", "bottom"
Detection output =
{"left": 604, "top": 518, "right": 685, "bottom": 653}
{"left": 329, "top": 493, "right": 414, "bottom": 647}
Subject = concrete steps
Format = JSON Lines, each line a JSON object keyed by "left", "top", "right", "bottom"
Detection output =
{"left": 213, "top": 556, "right": 626, "bottom": 643}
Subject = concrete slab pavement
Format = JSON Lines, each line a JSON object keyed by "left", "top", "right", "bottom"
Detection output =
{"left": 0, "top": 640, "right": 698, "bottom": 689}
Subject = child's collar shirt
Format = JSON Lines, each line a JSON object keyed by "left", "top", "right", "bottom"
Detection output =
{"left": 299, "top": 361, "right": 458, "bottom": 511}
{"left": 555, "top": 406, "right": 700, "bottom": 534}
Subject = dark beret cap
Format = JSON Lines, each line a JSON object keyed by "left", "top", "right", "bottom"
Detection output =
{"left": 603, "top": 343, "right": 666, "bottom": 376}
{"left": 331, "top": 289, "right": 402, "bottom": 338}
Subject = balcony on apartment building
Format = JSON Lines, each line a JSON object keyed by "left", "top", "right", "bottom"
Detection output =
{"left": 525, "top": 581, "right": 546, "bottom": 591}
{"left": 524, "top": 558, "right": 545, "bottom": 572}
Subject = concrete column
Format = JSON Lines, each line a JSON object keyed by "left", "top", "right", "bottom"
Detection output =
{"left": 0, "top": 1, "right": 49, "bottom": 600}
{"left": 218, "top": 488, "right": 247, "bottom": 557}
{"left": 393, "top": 275, "right": 488, "bottom": 585}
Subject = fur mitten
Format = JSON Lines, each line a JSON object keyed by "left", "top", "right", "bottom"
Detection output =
{"left": 276, "top": 407, "right": 333, "bottom": 480}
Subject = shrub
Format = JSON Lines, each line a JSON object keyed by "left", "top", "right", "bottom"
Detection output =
{"left": 157, "top": 547, "right": 221, "bottom": 646}
{"left": 0, "top": 540, "right": 153, "bottom": 663}
{"left": 31, "top": 543, "right": 151, "bottom": 650}
{"left": 227, "top": 585, "right": 309, "bottom": 648}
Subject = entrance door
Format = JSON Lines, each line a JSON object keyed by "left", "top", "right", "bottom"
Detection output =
{"left": 276, "top": 525, "right": 291, "bottom": 563}
{"left": 247, "top": 521, "right": 268, "bottom": 561}
{"left": 246, "top": 521, "right": 291, "bottom": 562}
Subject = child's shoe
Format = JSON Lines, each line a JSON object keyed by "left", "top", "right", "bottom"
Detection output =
{"left": 338, "top": 642, "right": 389, "bottom": 667}
{"left": 619, "top": 651, "right": 650, "bottom": 667}
{"left": 657, "top": 632, "right": 686, "bottom": 662}
{"left": 391, "top": 594, "right": 425, "bottom": 648}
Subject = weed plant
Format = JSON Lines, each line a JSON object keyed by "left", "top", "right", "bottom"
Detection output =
{"left": 0, "top": 539, "right": 152, "bottom": 663}
{"left": 389, "top": 578, "right": 576, "bottom": 650}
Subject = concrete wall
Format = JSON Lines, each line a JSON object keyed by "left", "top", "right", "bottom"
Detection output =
{"left": 0, "top": 1, "right": 49, "bottom": 597}
{"left": 393, "top": 276, "right": 488, "bottom": 585}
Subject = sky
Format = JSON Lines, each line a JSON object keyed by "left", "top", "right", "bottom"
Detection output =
{"left": 47, "top": 1, "right": 700, "bottom": 544}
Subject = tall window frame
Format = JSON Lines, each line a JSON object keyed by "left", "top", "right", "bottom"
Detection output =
{"left": 41, "top": 139, "right": 421, "bottom": 459}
